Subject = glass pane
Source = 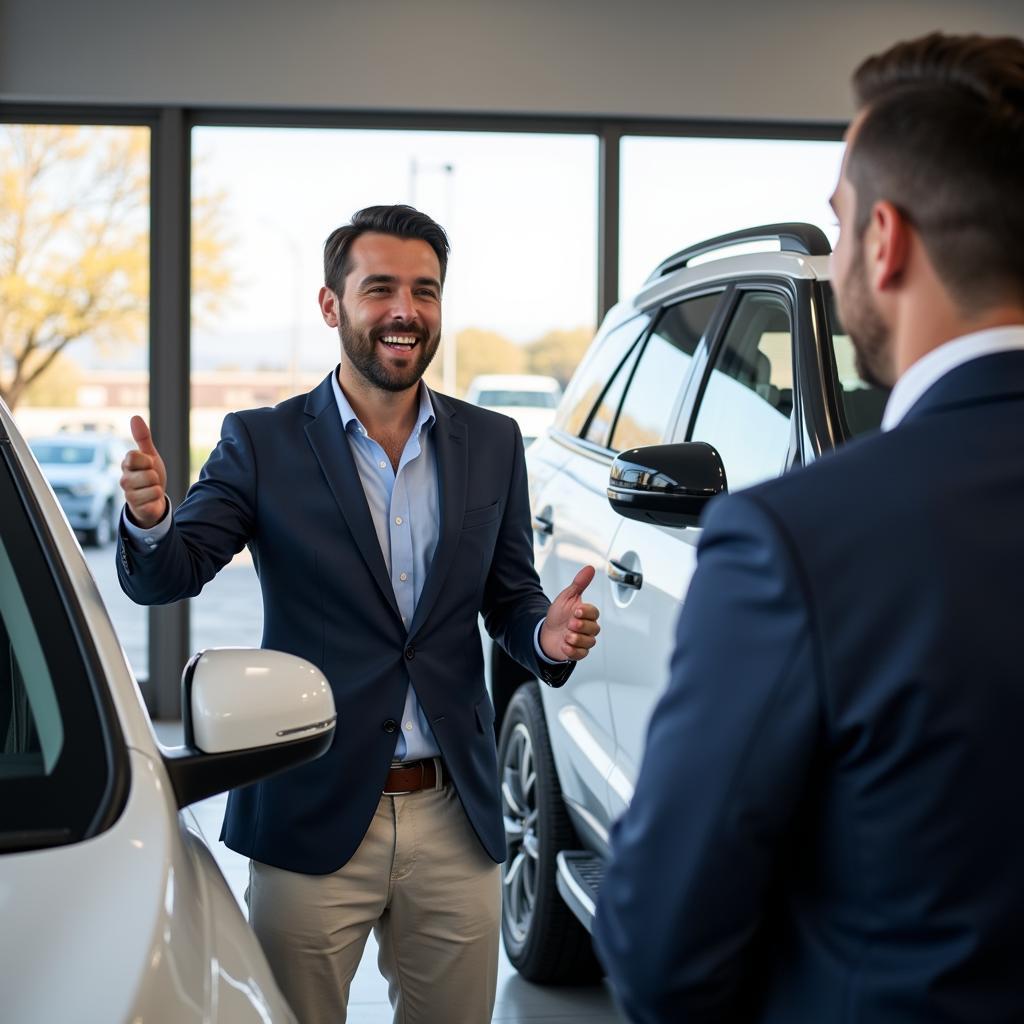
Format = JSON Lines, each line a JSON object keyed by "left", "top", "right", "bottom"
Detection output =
{"left": 690, "top": 293, "right": 794, "bottom": 491}
{"left": 620, "top": 136, "right": 843, "bottom": 297}
{"left": 821, "top": 283, "right": 888, "bottom": 437}
{"left": 189, "top": 127, "right": 598, "bottom": 650}
{"left": 558, "top": 313, "right": 651, "bottom": 438}
{"left": 611, "top": 292, "right": 721, "bottom": 451}
{"left": 0, "top": 124, "right": 150, "bottom": 680}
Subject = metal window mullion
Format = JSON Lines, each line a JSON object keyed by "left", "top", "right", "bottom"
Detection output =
{"left": 598, "top": 122, "right": 622, "bottom": 324}
{"left": 147, "top": 107, "right": 191, "bottom": 720}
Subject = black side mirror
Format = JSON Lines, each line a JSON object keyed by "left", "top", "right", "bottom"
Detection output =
{"left": 607, "top": 443, "right": 727, "bottom": 528}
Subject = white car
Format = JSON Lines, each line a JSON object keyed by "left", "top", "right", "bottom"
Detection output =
{"left": 0, "top": 398, "right": 337, "bottom": 1023}
{"left": 483, "top": 224, "right": 889, "bottom": 983}
{"left": 29, "top": 431, "right": 126, "bottom": 547}
{"left": 464, "top": 374, "right": 562, "bottom": 446}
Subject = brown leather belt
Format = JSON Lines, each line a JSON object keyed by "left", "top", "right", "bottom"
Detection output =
{"left": 384, "top": 757, "right": 443, "bottom": 796}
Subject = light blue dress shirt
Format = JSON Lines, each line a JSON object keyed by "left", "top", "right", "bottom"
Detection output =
{"left": 329, "top": 372, "right": 442, "bottom": 760}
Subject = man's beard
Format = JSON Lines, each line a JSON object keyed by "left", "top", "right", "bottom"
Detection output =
{"left": 338, "top": 307, "right": 441, "bottom": 393}
{"left": 836, "top": 237, "right": 893, "bottom": 390}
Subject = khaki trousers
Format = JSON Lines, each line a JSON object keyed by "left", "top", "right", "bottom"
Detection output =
{"left": 247, "top": 781, "right": 501, "bottom": 1024}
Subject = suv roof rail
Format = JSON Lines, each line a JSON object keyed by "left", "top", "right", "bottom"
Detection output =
{"left": 646, "top": 222, "right": 832, "bottom": 282}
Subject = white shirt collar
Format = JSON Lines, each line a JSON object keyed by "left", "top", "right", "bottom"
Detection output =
{"left": 881, "top": 325, "right": 1024, "bottom": 430}
{"left": 330, "top": 368, "right": 435, "bottom": 437}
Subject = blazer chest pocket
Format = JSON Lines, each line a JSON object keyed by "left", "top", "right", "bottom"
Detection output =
{"left": 462, "top": 501, "right": 500, "bottom": 530}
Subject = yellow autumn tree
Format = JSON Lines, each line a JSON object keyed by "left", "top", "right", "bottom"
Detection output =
{"left": 0, "top": 124, "right": 233, "bottom": 409}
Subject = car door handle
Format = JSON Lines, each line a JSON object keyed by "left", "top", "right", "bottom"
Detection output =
{"left": 532, "top": 514, "right": 553, "bottom": 535}
{"left": 606, "top": 559, "right": 643, "bottom": 590}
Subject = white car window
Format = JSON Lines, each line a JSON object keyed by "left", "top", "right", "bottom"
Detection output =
{"left": 690, "top": 292, "right": 794, "bottom": 491}
{"left": 0, "top": 449, "right": 122, "bottom": 850}
{"left": 610, "top": 292, "right": 721, "bottom": 452}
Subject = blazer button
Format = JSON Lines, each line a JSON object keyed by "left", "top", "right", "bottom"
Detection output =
{"left": 404, "top": 645, "right": 415, "bottom": 661}
{"left": 383, "top": 719, "right": 398, "bottom": 734}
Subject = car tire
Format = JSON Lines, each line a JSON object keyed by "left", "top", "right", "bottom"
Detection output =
{"left": 87, "top": 501, "right": 115, "bottom": 547}
{"left": 497, "top": 681, "right": 602, "bottom": 984}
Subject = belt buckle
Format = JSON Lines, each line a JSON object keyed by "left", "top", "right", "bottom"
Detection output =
{"left": 383, "top": 759, "right": 426, "bottom": 797}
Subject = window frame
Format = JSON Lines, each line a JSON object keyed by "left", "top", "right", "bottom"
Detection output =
{"left": 2, "top": 101, "right": 845, "bottom": 713}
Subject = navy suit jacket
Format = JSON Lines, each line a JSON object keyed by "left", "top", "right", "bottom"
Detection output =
{"left": 118, "top": 372, "right": 572, "bottom": 873}
{"left": 594, "top": 351, "right": 1024, "bottom": 1023}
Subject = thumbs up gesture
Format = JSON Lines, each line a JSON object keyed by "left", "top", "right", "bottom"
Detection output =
{"left": 539, "top": 565, "right": 601, "bottom": 662}
{"left": 119, "top": 415, "right": 168, "bottom": 528}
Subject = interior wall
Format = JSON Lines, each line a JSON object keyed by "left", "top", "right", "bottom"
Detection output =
{"left": 2, "top": 0, "right": 1020, "bottom": 122}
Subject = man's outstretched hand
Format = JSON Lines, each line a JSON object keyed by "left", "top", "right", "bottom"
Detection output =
{"left": 120, "top": 415, "right": 168, "bottom": 529}
{"left": 539, "top": 565, "right": 601, "bottom": 662}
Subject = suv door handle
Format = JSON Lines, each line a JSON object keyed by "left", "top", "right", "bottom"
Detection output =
{"left": 532, "top": 514, "right": 553, "bottom": 535}
{"left": 606, "top": 559, "right": 643, "bottom": 590}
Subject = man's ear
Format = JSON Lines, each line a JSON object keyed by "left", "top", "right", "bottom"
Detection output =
{"left": 867, "top": 200, "right": 910, "bottom": 293}
{"left": 319, "top": 286, "right": 340, "bottom": 328}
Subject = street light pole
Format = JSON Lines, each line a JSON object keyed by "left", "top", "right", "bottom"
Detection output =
{"left": 408, "top": 159, "right": 457, "bottom": 395}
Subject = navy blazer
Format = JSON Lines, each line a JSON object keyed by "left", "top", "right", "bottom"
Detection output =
{"left": 594, "top": 351, "right": 1024, "bottom": 1023}
{"left": 118, "top": 373, "right": 571, "bottom": 873}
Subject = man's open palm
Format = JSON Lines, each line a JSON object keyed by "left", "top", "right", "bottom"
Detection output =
{"left": 539, "top": 565, "right": 601, "bottom": 662}
{"left": 120, "top": 415, "right": 168, "bottom": 529}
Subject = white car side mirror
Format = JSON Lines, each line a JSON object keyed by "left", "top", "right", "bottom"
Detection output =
{"left": 162, "top": 647, "right": 336, "bottom": 808}
{"left": 186, "top": 648, "right": 335, "bottom": 753}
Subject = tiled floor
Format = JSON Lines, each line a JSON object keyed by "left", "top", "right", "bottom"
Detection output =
{"left": 155, "top": 722, "right": 626, "bottom": 1023}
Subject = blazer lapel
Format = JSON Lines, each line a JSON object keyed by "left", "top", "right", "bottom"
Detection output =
{"left": 303, "top": 375, "right": 402, "bottom": 623}
{"left": 409, "top": 392, "right": 467, "bottom": 638}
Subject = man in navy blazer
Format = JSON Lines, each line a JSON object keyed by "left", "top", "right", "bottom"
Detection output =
{"left": 117, "top": 206, "right": 601, "bottom": 1023}
{"left": 594, "top": 32, "right": 1024, "bottom": 1024}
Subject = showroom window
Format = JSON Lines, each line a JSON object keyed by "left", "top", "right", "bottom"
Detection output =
{"left": 188, "top": 126, "right": 598, "bottom": 650}
{"left": 0, "top": 123, "right": 150, "bottom": 681}
{"left": 618, "top": 135, "right": 843, "bottom": 298}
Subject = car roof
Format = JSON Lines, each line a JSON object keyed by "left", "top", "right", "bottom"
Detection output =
{"left": 467, "top": 374, "right": 562, "bottom": 391}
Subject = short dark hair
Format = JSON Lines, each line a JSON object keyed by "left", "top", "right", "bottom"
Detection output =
{"left": 323, "top": 204, "right": 450, "bottom": 294}
{"left": 848, "top": 32, "right": 1024, "bottom": 310}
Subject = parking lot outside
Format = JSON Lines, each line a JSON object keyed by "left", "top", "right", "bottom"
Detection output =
{"left": 83, "top": 536, "right": 624, "bottom": 1023}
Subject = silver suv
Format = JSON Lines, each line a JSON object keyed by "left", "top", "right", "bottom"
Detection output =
{"left": 485, "top": 223, "right": 887, "bottom": 983}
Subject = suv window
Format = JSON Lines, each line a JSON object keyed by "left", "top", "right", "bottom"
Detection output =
{"left": 689, "top": 291, "right": 795, "bottom": 491}
{"left": 610, "top": 292, "right": 721, "bottom": 452}
{"left": 555, "top": 313, "right": 652, "bottom": 439}
{"left": 0, "top": 445, "right": 120, "bottom": 852}
{"left": 821, "top": 283, "right": 889, "bottom": 436}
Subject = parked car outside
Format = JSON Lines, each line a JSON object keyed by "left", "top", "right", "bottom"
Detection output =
{"left": 29, "top": 430, "right": 126, "bottom": 546}
{"left": 1, "top": 397, "right": 338, "bottom": 1023}
{"left": 482, "top": 224, "right": 889, "bottom": 982}
{"left": 464, "top": 373, "right": 562, "bottom": 446}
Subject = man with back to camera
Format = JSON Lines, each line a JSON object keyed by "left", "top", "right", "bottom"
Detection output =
{"left": 593, "top": 32, "right": 1024, "bottom": 1024}
{"left": 115, "top": 205, "right": 601, "bottom": 1024}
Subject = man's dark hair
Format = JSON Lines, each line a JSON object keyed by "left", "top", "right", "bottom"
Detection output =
{"left": 323, "top": 204, "right": 450, "bottom": 294}
{"left": 848, "top": 32, "right": 1024, "bottom": 311}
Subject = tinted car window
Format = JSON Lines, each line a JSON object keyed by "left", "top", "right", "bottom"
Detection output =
{"left": 689, "top": 291, "right": 794, "bottom": 491}
{"left": 556, "top": 313, "right": 652, "bottom": 438}
{"left": 582, "top": 341, "right": 641, "bottom": 448}
{"left": 611, "top": 292, "right": 721, "bottom": 452}
{"left": 821, "top": 283, "right": 889, "bottom": 436}
{"left": 0, "top": 445, "right": 122, "bottom": 852}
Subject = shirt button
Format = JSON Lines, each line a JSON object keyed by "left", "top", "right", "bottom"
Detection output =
{"left": 379, "top": 461, "right": 387, "bottom": 469}
{"left": 395, "top": 516, "right": 403, "bottom": 525}
{"left": 405, "top": 646, "right": 415, "bottom": 661}
{"left": 405, "top": 722, "right": 414, "bottom": 732}
{"left": 399, "top": 572, "right": 408, "bottom": 582}
{"left": 383, "top": 719, "right": 398, "bottom": 734}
